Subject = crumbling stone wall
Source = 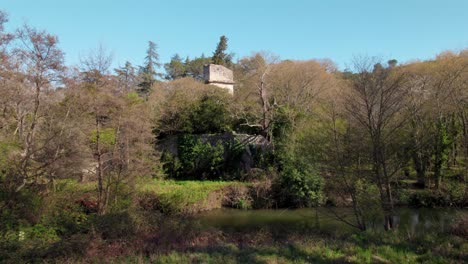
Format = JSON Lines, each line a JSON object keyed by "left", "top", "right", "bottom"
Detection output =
{"left": 157, "top": 132, "right": 269, "bottom": 172}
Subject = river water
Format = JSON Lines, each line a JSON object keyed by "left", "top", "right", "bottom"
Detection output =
{"left": 195, "top": 207, "right": 466, "bottom": 235}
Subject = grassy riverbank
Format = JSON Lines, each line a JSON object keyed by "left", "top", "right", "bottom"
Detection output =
{"left": 1, "top": 179, "right": 467, "bottom": 263}
{"left": 50, "top": 178, "right": 251, "bottom": 213}
{"left": 110, "top": 232, "right": 467, "bottom": 264}
{"left": 138, "top": 179, "right": 251, "bottom": 213}
{"left": 34, "top": 219, "right": 468, "bottom": 263}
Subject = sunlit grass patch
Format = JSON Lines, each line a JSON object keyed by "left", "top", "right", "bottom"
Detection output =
{"left": 137, "top": 178, "right": 250, "bottom": 213}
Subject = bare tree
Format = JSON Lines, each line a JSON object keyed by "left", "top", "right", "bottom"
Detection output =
{"left": 322, "top": 94, "right": 368, "bottom": 230}
{"left": 268, "top": 60, "right": 331, "bottom": 113}
{"left": 405, "top": 64, "right": 434, "bottom": 188}
{"left": 235, "top": 53, "right": 276, "bottom": 141}
{"left": 345, "top": 57, "right": 409, "bottom": 230}
{"left": 80, "top": 46, "right": 154, "bottom": 214}
{"left": 12, "top": 25, "right": 65, "bottom": 192}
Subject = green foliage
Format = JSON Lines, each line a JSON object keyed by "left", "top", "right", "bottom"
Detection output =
{"left": 234, "top": 198, "right": 251, "bottom": 209}
{"left": 270, "top": 105, "right": 296, "bottom": 142}
{"left": 396, "top": 188, "right": 412, "bottom": 205}
{"left": 274, "top": 147, "right": 324, "bottom": 207}
{"left": 432, "top": 118, "right": 452, "bottom": 183}
{"left": 0, "top": 224, "right": 60, "bottom": 262}
{"left": 41, "top": 201, "right": 89, "bottom": 237}
{"left": 160, "top": 151, "right": 182, "bottom": 178}
{"left": 89, "top": 127, "right": 116, "bottom": 147}
{"left": 126, "top": 91, "right": 144, "bottom": 105}
{"left": 0, "top": 189, "right": 43, "bottom": 231}
{"left": 157, "top": 91, "right": 233, "bottom": 135}
{"left": 161, "top": 134, "right": 249, "bottom": 180}
{"left": 178, "top": 135, "right": 224, "bottom": 179}
{"left": 190, "top": 94, "right": 232, "bottom": 134}
{"left": 212, "top": 35, "right": 233, "bottom": 66}
{"left": 276, "top": 161, "right": 324, "bottom": 207}
{"left": 18, "top": 224, "right": 60, "bottom": 243}
{"left": 164, "top": 54, "right": 211, "bottom": 81}
{"left": 0, "top": 140, "right": 20, "bottom": 188}
{"left": 445, "top": 180, "right": 468, "bottom": 206}
{"left": 406, "top": 185, "right": 467, "bottom": 208}
{"left": 222, "top": 139, "right": 247, "bottom": 179}
{"left": 138, "top": 40, "right": 162, "bottom": 95}
{"left": 0, "top": 140, "right": 18, "bottom": 168}
{"left": 408, "top": 190, "right": 450, "bottom": 207}
{"left": 185, "top": 55, "right": 212, "bottom": 80}
{"left": 164, "top": 54, "right": 186, "bottom": 80}
{"left": 138, "top": 179, "right": 245, "bottom": 213}
{"left": 267, "top": 106, "right": 324, "bottom": 208}
{"left": 355, "top": 180, "right": 383, "bottom": 226}
{"left": 223, "top": 184, "right": 253, "bottom": 209}
{"left": 107, "top": 183, "right": 135, "bottom": 212}
{"left": 92, "top": 211, "right": 137, "bottom": 239}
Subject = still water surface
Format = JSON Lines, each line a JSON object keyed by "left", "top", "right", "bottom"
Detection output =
{"left": 195, "top": 207, "right": 466, "bottom": 235}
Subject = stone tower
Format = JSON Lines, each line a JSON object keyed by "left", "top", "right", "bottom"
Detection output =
{"left": 203, "top": 64, "right": 235, "bottom": 94}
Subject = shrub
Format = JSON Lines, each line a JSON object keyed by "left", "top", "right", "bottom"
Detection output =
{"left": 156, "top": 87, "right": 233, "bottom": 135}
{"left": 223, "top": 184, "right": 253, "bottom": 209}
{"left": 19, "top": 224, "right": 60, "bottom": 243}
{"left": 275, "top": 159, "right": 324, "bottom": 207}
{"left": 190, "top": 94, "right": 232, "bottom": 134}
{"left": 44, "top": 233, "right": 90, "bottom": 259}
{"left": 160, "top": 151, "right": 182, "bottom": 178}
{"left": 91, "top": 212, "right": 137, "bottom": 240}
{"left": 178, "top": 135, "right": 225, "bottom": 179}
{"left": 162, "top": 135, "right": 248, "bottom": 180}
{"left": 219, "top": 138, "right": 247, "bottom": 180}
{"left": 0, "top": 224, "right": 61, "bottom": 262}
{"left": 265, "top": 105, "right": 324, "bottom": 207}
{"left": 273, "top": 151, "right": 323, "bottom": 207}
{"left": 0, "top": 189, "right": 43, "bottom": 231}
{"left": 445, "top": 180, "right": 468, "bottom": 207}
{"left": 42, "top": 201, "right": 90, "bottom": 237}
{"left": 408, "top": 190, "right": 449, "bottom": 207}
{"left": 355, "top": 180, "right": 383, "bottom": 226}
{"left": 250, "top": 177, "right": 275, "bottom": 209}
{"left": 396, "top": 188, "right": 412, "bottom": 205}
{"left": 449, "top": 214, "right": 468, "bottom": 238}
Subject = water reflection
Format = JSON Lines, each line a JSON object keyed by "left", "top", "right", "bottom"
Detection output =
{"left": 196, "top": 207, "right": 465, "bottom": 236}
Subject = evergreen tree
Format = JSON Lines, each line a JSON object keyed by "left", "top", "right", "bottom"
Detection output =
{"left": 138, "top": 41, "right": 162, "bottom": 96}
{"left": 186, "top": 54, "right": 212, "bottom": 80}
{"left": 115, "top": 61, "right": 138, "bottom": 91}
{"left": 212, "top": 35, "right": 233, "bottom": 66}
{"left": 164, "top": 54, "right": 186, "bottom": 80}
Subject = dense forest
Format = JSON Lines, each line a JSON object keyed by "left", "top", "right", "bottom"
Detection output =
{"left": 0, "top": 10, "right": 467, "bottom": 263}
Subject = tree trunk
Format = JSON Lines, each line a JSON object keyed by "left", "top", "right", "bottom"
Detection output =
{"left": 95, "top": 116, "right": 105, "bottom": 215}
{"left": 412, "top": 151, "right": 427, "bottom": 188}
{"left": 259, "top": 78, "right": 270, "bottom": 141}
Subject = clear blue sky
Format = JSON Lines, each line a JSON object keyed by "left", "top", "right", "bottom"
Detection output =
{"left": 2, "top": 0, "right": 468, "bottom": 70}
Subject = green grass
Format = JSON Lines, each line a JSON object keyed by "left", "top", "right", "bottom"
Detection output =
{"left": 138, "top": 178, "right": 245, "bottom": 195}
{"left": 137, "top": 179, "right": 250, "bottom": 213}
{"left": 55, "top": 179, "right": 97, "bottom": 194}
{"left": 51, "top": 178, "right": 251, "bottom": 214}
{"left": 35, "top": 179, "right": 465, "bottom": 263}
{"left": 69, "top": 231, "right": 467, "bottom": 264}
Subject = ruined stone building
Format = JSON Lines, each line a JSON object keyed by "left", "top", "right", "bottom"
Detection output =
{"left": 203, "top": 64, "right": 235, "bottom": 94}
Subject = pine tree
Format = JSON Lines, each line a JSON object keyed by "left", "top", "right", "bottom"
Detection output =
{"left": 115, "top": 61, "right": 138, "bottom": 91}
{"left": 212, "top": 35, "right": 232, "bottom": 66}
{"left": 138, "top": 41, "right": 162, "bottom": 96}
{"left": 164, "top": 54, "right": 186, "bottom": 80}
